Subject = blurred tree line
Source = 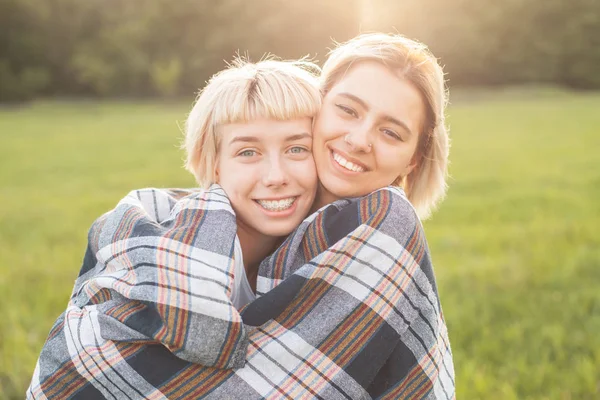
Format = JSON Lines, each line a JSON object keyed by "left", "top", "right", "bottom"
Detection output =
{"left": 1, "top": 0, "right": 599, "bottom": 102}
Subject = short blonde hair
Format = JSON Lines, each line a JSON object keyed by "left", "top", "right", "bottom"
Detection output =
{"left": 184, "top": 58, "right": 322, "bottom": 187}
{"left": 322, "top": 33, "right": 450, "bottom": 219}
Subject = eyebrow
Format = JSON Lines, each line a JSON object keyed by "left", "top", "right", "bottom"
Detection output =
{"left": 229, "top": 132, "right": 312, "bottom": 145}
{"left": 229, "top": 136, "right": 258, "bottom": 145}
{"left": 337, "top": 92, "right": 413, "bottom": 136}
{"left": 284, "top": 132, "right": 312, "bottom": 142}
{"left": 381, "top": 115, "right": 412, "bottom": 136}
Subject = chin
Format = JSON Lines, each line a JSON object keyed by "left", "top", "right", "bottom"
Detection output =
{"left": 322, "top": 177, "right": 366, "bottom": 199}
{"left": 259, "top": 224, "right": 298, "bottom": 238}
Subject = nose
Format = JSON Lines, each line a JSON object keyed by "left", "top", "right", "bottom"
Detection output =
{"left": 261, "top": 156, "right": 289, "bottom": 187}
{"left": 344, "top": 125, "right": 372, "bottom": 153}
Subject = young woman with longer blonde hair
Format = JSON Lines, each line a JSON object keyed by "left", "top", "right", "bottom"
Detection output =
{"left": 250, "top": 32, "right": 454, "bottom": 399}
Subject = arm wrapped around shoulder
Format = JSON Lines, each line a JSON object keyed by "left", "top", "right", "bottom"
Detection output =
{"left": 58, "top": 185, "right": 248, "bottom": 369}
{"left": 243, "top": 187, "right": 455, "bottom": 399}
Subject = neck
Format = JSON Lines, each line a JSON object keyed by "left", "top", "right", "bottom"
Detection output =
{"left": 236, "top": 222, "right": 279, "bottom": 288}
{"left": 310, "top": 183, "right": 340, "bottom": 213}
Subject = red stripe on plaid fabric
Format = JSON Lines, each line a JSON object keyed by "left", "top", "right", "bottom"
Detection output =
{"left": 396, "top": 224, "right": 455, "bottom": 358}
{"left": 75, "top": 340, "right": 141, "bottom": 376}
{"left": 272, "top": 212, "right": 327, "bottom": 282}
{"left": 164, "top": 208, "right": 187, "bottom": 243}
{"left": 33, "top": 358, "right": 90, "bottom": 399}
{"left": 114, "top": 341, "right": 145, "bottom": 358}
{"left": 305, "top": 212, "right": 329, "bottom": 260}
{"left": 112, "top": 206, "right": 139, "bottom": 245}
{"left": 154, "top": 267, "right": 188, "bottom": 353}
{"left": 109, "top": 207, "right": 141, "bottom": 299}
{"left": 249, "top": 321, "right": 338, "bottom": 397}
{"left": 248, "top": 319, "right": 284, "bottom": 349}
{"left": 89, "top": 214, "right": 108, "bottom": 253}
{"left": 154, "top": 197, "right": 211, "bottom": 350}
{"left": 416, "top": 310, "right": 451, "bottom": 382}
{"left": 154, "top": 208, "right": 199, "bottom": 351}
{"left": 275, "top": 225, "right": 424, "bottom": 367}
{"left": 384, "top": 326, "right": 453, "bottom": 400}
{"left": 271, "top": 239, "right": 290, "bottom": 282}
{"left": 274, "top": 231, "right": 366, "bottom": 330}
{"left": 410, "top": 314, "right": 452, "bottom": 391}
{"left": 47, "top": 319, "right": 65, "bottom": 342}
{"left": 332, "top": 222, "right": 430, "bottom": 325}
{"left": 83, "top": 281, "right": 110, "bottom": 307}
{"left": 247, "top": 340, "right": 319, "bottom": 399}
{"left": 320, "top": 303, "right": 384, "bottom": 365}
{"left": 280, "top": 224, "right": 374, "bottom": 329}
{"left": 359, "top": 190, "right": 391, "bottom": 228}
{"left": 164, "top": 194, "right": 209, "bottom": 246}
{"left": 88, "top": 288, "right": 112, "bottom": 305}
{"left": 213, "top": 318, "right": 243, "bottom": 368}
{"left": 317, "top": 230, "right": 422, "bottom": 333}
{"left": 300, "top": 238, "right": 314, "bottom": 275}
{"left": 249, "top": 325, "right": 341, "bottom": 399}
{"left": 106, "top": 207, "right": 138, "bottom": 282}
{"left": 105, "top": 300, "right": 147, "bottom": 322}
{"left": 178, "top": 202, "right": 207, "bottom": 246}
{"left": 277, "top": 277, "right": 330, "bottom": 328}
{"left": 379, "top": 361, "right": 435, "bottom": 400}
{"left": 282, "top": 226, "right": 423, "bottom": 351}
{"left": 404, "top": 223, "right": 426, "bottom": 265}
{"left": 36, "top": 341, "right": 140, "bottom": 399}
{"left": 158, "top": 363, "right": 235, "bottom": 399}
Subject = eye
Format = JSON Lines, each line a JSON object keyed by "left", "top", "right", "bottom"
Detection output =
{"left": 335, "top": 104, "right": 358, "bottom": 118}
{"left": 238, "top": 149, "right": 257, "bottom": 157}
{"left": 381, "top": 128, "right": 402, "bottom": 141}
{"left": 287, "top": 146, "right": 308, "bottom": 154}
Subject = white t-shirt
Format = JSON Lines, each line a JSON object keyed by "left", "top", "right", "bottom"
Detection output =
{"left": 230, "top": 236, "right": 257, "bottom": 310}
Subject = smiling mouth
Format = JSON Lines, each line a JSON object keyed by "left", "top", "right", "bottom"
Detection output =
{"left": 255, "top": 197, "right": 297, "bottom": 212}
{"left": 331, "top": 150, "right": 366, "bottom": 172}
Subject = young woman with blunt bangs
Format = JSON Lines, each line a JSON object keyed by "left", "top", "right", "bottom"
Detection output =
{"left": 27, "top": 58, "right": 324, "bottom": 399}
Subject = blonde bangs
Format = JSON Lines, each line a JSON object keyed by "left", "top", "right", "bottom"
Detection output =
{"left": 210, "top": 61, "right": 321, "bottom": 128}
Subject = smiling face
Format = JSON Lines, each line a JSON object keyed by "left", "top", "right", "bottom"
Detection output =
{"left": 216, "top": 117, "right": 317, "bottom": 240}
{"left": 313, "top": 61, "right": 426, "bottom": 207}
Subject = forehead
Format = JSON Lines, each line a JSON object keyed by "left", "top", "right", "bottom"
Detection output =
{"left": 328, "top": 61, "right": 425, "bottom": 133}
{"left": 220, "top": 118, "right": 313, "bottom": 144}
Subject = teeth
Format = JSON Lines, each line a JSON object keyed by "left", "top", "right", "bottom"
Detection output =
{"left": 257, "top": 197, "right": 296, "bottom": 211}
{"left": 333, "top": 152, "right": 365, "bottom": 172}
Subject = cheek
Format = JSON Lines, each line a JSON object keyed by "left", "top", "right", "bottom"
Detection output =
{"left": 314, "top": 109, "right": 342, "bottom": 142}
{"left": 378, "top": 147, "right": 415, "bottom": 177}
{"left": 218, "top": 160, "right": 250, "bottom": 195}
{"left": 294, "top": 159, "right": 318, "bottom": 189}
{"left": 377, "top": 148, "right": 401, "bottom": 172}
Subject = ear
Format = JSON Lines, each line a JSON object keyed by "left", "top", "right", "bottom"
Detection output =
{"left": 213, "top": 156, "right": 220, "bottom": 183}
{"left": 405, "top": 159, "right": 417, "bottom": 177}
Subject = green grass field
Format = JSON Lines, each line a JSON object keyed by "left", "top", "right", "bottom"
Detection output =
{"left": 1, "top": 89, "right": 599, "bottom": 399}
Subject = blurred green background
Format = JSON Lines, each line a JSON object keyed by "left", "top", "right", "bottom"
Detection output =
{"left": 2, "top": 0, "right": 600, "bottom": 101}
{"left": 1, "top": 0, "right": 599, "bottom": 399}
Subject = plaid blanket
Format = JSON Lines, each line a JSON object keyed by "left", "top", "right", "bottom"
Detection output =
{"left": 28, "top": 185, "right": 454, "bottom": 399}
